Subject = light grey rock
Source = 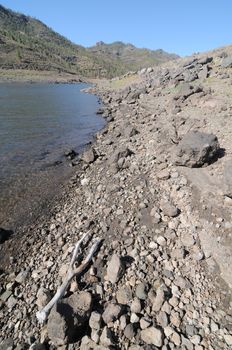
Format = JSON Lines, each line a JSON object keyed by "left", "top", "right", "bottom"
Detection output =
{"left": 157, "top": 169, "right": 170, "bottom": 180}
{"left": 130, "top": 297, "right": 142, "bottom": 313}
{"left": 0, "top": 290, "right": 12, "bottom": 302}
{"left": 89, "top": 311, "right": 102, "bottom": 330}
{"left": 152, "top": 288, "right": 165, "bottom": 312}
{"left": 36, "top": 287, "right": 52, "bottom": 310}
{"left": 106, "top": 254, "right": 124, "bottom": 283}
{"left": 221, "top": 55, "right": 232, "bottom": 68}
{"left": 130, "top": 313, "right": 139, "bottom": 323}
{"left": 140, "top": 317, "right": 151, "bottom": 330}
{"left": 80, "top": 336, "right": 109, "bottom": 350}
{"left": 116, "top": 286, "right": 132, "bottom": 305}
{"left": 102, "top": 303, "right": 122, "bottom": 324}
{"left": 140, "top": 326, "right": 163, "bottom": 347}
{"left": 15, "top": 270, "right": 29, "bottom": 284}
{"left": 160, "top": 201, "right": 179, "bottom": 217}
{"left": 157, "top": 311, "right": 169, "bottom": 328}
{"left": 0, "top": 338, "right": 14, "bottom": 350}
{"left": 223, "top": 160, "right": 232, "bottom": 198}
{"left": 224, "top": 334, "right": 232, "bottom": 346}
{"left": 124, "top": 324, "right": 135, "bottom": 339}
{"left": 100, "top": 327, "right": 114, "bottom": 347}
{"left": 6, "top": 296, "right": 17, "bottom": 309}
{"left": 81, "top": 147, "right": 97, "bottom": 164}
{"left": 135, "top": 283, "right": 148, "bottom": 300}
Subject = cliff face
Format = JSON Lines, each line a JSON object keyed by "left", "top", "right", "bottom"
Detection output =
{"left": 0, "top": 5, "right": 179, "bottom": 78}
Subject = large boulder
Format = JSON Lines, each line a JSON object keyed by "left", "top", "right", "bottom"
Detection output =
{"left": 47, "top": 292, "right": 92, "bottom": 346}
{"left": 173, "top": 131, "right": 220, "bottom": 167}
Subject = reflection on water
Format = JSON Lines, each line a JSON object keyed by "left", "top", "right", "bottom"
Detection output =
{"left": 0, "top": 82, "right": 105, "bottom": 228}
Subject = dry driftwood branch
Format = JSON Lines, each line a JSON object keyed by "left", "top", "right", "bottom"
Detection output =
{"left": 36, "top": 231, "right": 102, "bottom": 324}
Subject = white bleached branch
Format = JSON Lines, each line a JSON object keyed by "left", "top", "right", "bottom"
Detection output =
{"left": 36, "top": 232, "right": 102, "bottom": 324}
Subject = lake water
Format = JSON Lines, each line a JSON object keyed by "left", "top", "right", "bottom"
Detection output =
{"left": 0, "top": 82, "right": 105, "bottom": 230}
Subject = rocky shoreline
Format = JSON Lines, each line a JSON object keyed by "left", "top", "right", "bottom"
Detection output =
{"left": 1, "top": 46, "right": 232, "bottom": 349}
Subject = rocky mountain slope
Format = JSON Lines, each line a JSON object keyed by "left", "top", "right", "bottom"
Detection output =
{"left": 2, "top": 43, "right": 232, "bottom": 348}
{"left": 88, "top": 41, "right": 179, "bottom": 75}
{"left": 0, "top": 5, "right": 178, "bottom": 78}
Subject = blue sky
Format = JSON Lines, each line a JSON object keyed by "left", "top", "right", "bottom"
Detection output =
{"left": 1, "top": 0, "right": 231, "bottom": 56}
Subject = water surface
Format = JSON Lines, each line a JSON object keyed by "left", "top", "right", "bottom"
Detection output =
{"left": 0, "top": 82, "right": 105, "bottom": 229}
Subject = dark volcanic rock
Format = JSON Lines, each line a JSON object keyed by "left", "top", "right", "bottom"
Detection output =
{"left": 174, "top": 83, "right": 203, "bottom": 101}
{"left": 64, "top": 149, "right": 77, "bottom": 160}
{"left": 173, "top": 131, "right": 220, "bottom": 167}
{"left": 0, "top": 228, "right": 13, "bottom": 244}
{"left": 47, "top": 292, "right": 92, "bottom": 346}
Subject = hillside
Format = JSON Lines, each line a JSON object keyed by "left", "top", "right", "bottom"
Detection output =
{"left": 89, "top": 41, "right": 179, "bottom": 73}
{"left": 0, "top": 5, "right": 179, "bottom": 78}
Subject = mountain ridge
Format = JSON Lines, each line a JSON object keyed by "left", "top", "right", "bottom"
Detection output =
{"left": 0, "top": 5, "right": 179, "bottom": 78}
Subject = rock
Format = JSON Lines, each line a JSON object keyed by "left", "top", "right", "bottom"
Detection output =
{"left": 221, "top": 55, "right": 232, "bottom": 68}
{"left": 139, "top": 68, "right": 147, "bottom": 75}
{"left": 160, "top": 201, "right": 179, "bottom": 217}
{"left": 113, "top": 147, "right": 132, "bottom": 163}
{"left": 15, "top": 270, "right": 29, "bottom": 284}
{"left": 135, "top": 283, "right": 148, "bottom": 300}
{"left": 174, "top": 83, "right": 202, "bottom": 100}
{"left": 96, "top": 107, "right": 104, "bottom": 114}
{"left": 198, "top": 56, "right": 213, "bottom": 65}
{"left": 198, "top": 65, "right": 209, "bottom": 80}
{"left": 64, "top": 149, "right": 77, "bottom": 160}
{"left": 89, "top": 311, "right": 102, "bottom": 330}
{"left": 152, "top": 288, "right": 165, "bottom": 312}
{"left": 130, "top": 298, "right": 142, "bottom": 313}
{"left": 130, "top": 313, "right": 140, "bottom": 323}
{"left": 156, "top": 236, "right": 167, "bottom": 246}
{"left": 125, "top": 126, "right": 139, "bottom": 138}
{"left": 7, "top": 296, "right": 17, "bottom": 309}
{"left": 140, "top": 327, "right": 163, "bottom": 347}
{"left": 0, "top": 338, "right": 14, "bottom": 350}
{"left": 36, "top": 287, "right": 51, "bottom": 310}
{"left": 116, "top": 286, "right": 132, "bottom": 305}
{"left": 47, "top": 291, "right": 92, "bottom": 346}
{"left": 157, "top": 169, "right": 170, "bottom": 180}
{"left": 102, "top": 303, "right": 122, "bottom": 324}
{"left": 183, "top": 70, "right": 198, "bottom": 82}
{"left": 81, "top": 147, "right": 97, "bottom": 164}
{"left": 119, "top": 315, "right": 127, "bottom": 330}
{"left": 140, "top": 318, "right": 151, "bottom": 329}
{"left": 100, "top": 326, "right": 114, "bottom": 347}
{"left": 0, "top": 228, "right": 13, "bottom": 244}
{"left": 157, "top": 311, "right": 169, "bottom": 328}
{"left": 223, "top": 160, "right": 232, "bottom": 198}
{"left": 173, "top": 131, "right": 220, "bottom": 167}
{"left": 30, "top": 345, "right": 47, "bottom": 350}
{"left": 224, "top": 334, "right": 232, "bottom": 346}
{"left": 0, "top": 290, "right": 12, "bottom": 302}
{"left": 171, "top": 332, "right": 181, "bottom": 346}
{"left": 106, "top": 254, "right": 124, "bottom": 283}
{"left": 124, "top": 324, "right": 135, "bottom": 339}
